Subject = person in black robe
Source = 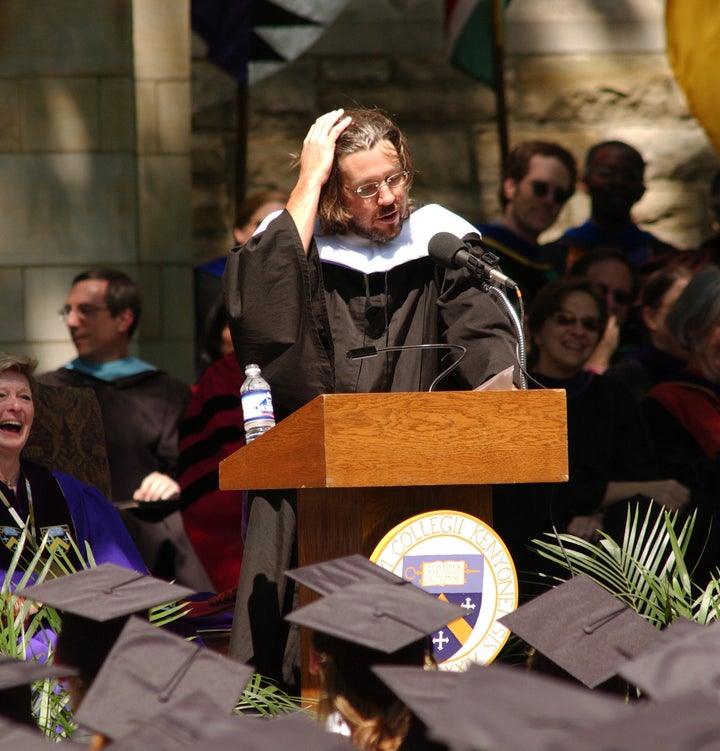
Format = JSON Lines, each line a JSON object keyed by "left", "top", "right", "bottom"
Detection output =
{"left": 222, "top": 107, "right": 520, "bottom": 688}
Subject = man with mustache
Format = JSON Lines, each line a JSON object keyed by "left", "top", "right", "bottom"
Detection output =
{"left": 222, "top": 107, "right": 518, "bottom": 689}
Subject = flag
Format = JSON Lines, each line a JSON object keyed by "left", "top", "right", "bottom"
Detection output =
{"left": 444, "top": 0, "right": 510, "bottom": 87}
{"left": 666, "top": 0, "right": 720, "bottom": 155}
{"left": 191, "top": 0, "right": 349, "bottom": 86}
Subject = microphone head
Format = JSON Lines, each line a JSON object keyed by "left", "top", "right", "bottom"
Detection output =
{"left": 428, "top": 232, "right": 466, "bottom": 269}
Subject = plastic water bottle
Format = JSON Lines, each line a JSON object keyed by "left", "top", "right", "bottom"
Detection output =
{"left": 240, "top": 363, "right": 276, "bottom": 442}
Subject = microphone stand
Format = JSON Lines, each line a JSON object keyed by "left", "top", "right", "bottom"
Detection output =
{"left": 467, "top": 266, "right": 528, "bottom": 390}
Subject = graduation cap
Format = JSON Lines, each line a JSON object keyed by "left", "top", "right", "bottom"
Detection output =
{"left": 285, "top": 554, "right": 404, "bottom": 596}
{"left": 498, "top": 575, "right": 661, "bottom": 688}
{"left": 372, "top": 664, "right": 464, "bottom": 729}
{"left": 426, "top": 662, "right": 629, "bottom": 751}
{"left": 618, "top": 619, "right": 720, "bottom": 701}
{"left": 16, "top": 564, "right": 196, "bottom": 701}
{"left": 191, "top": 712, "right": 358, "bottom": 751}
{"left": 285, "top": 578, "right": 466, "bottom": 654}
{"left": 108, "top": 690, "right": 254, "bottom": 751}
{"left": 550, "top": 691, "right": 720, "bottom": 751}
{"left": 15, "top": 563, "right": 195, "bottom": 622}
{"left": 75, "top": 615, "right": 254, "bottom": 741}
{"left": 0, "top": 655, "right": 78, "bottom": 727}
{"left": 0, "top": 654, "right": 76, "bottom": 691}
{"left": 0, "top": 715, "right": 53, "bottom": 751}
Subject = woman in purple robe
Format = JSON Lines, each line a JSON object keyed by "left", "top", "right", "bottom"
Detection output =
{"left": 0, "top": 353, "right": 145, "bottom": 581}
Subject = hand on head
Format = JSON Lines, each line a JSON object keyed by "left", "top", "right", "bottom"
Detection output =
{"left": 298, "top": 109, "right": 353, "bottom": 190}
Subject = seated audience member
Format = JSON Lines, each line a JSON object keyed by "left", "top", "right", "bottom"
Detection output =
{"left": 492, "top": 279, "right": 689, "bottom": 599}
{"left": 605, "top": 265, "right": 691, "bottom": 404}
{"left": 178, "top": 350, "right": 245, "bottom": 592}
{"left": 194, "top": 190, "right": 288, "bottom": 372}
{"left": 0, "top": 354, "right": 145, "bottom": 580}
{"left": 477, "top": 140, "right": 576, "bottom": 301}
{"left": 547, "top": 141, "right": 676, "bottom": 274}
{"left": 643, "top": 266, "right": 720, "bottom": 583}
{"left": 39, "top": 269, "right": 212, "bottom": 590}
{"left": 568, "top": 248, "right": 638, "bottom": 372}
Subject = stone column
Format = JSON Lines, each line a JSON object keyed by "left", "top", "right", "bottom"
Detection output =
{"left": 0, "top": 0, "right": 194, "bottom": 382}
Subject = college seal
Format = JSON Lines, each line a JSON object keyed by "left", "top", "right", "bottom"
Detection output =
{"left": 370, "top": 509, "right": 518, "bottom": 670}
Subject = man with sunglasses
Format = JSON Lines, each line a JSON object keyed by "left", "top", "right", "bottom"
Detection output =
{"left": 548, "top": 140, "right": 677, "bottom": 273}
{"left": 477, "top": 140, "right": 577, "bottom": 301}
{"left": 222, "top": 107, "right": 519, "bottom": 689}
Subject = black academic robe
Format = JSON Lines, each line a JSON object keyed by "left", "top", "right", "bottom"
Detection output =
{"left": 223, "top": 207, "right": 519, "bottom": 418}
{"left": 221, "top": 205, "right": 519, "bottom": 688}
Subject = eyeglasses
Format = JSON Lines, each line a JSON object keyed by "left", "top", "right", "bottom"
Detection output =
{"left": 590, "top": 282, "right": 634, "bottom": 306}
{"left": 530, "top": 180, "right": 573, "bottom": 205}
{"left": 348, "top": 170, "right": 410, "bottom": 199}
{"left": 58, "top": 304, "right": 110, "bottom": 322}
{"left": 551, "top": 311, "right": 602, "bottom": 332}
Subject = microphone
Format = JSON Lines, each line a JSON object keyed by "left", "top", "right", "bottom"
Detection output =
{"left": 346, "top": 343, "right": 467, "bottom": 392}
{"left": 428, "top": 232, "right": 518, "bottom": 290}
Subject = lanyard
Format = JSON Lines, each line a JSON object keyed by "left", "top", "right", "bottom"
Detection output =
{"left": 0, "top": 477, "right": 35, "bottom": 540}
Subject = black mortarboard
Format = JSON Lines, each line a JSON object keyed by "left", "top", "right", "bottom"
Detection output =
{"left": 285, "top": 578, "right": 466, "bottom": 654}
{"left": 618, "top": 619, "right": 720, "bottom": 701}
{"left": 192, "top": 712, "right": 358, "bottom": 751}
{"left": 15, "top": 563, "right": 194, "bottom": 621}
{"left": 16, "top": 564, "right": 196, "bottom": 698}
{"left": 498, "top": 575, "right": 661, "bottom": 688}
{"left": 286, "top": 554, "right": 404, "bottom": 595}
{"left": 0, "top": 654, "right": 76, "bottom": 690}
{"left": 108, "top": 690, "right": 254, "bottom": 751}
{"left": 549, "top": 691, "right": 720, "bottom": 751}
{"left": 372, "top": 664, "right": 464, "bottom": 729}
{"left": 75, "top": 615, "right": 254, "bottom": 741}
{"left": 427, "top": 662, "right": 629, "bottom": 751}
{"left": 0, "top": 655, "right": 77, "bottom": 727}
{"left": 0, "top": 715, "right": 53, "bottom": 751}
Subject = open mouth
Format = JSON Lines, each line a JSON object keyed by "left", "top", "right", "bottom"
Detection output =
{"left": 378, "top": 209, "right": 399, "bottom": 223}
{"left": 0, "top": 421, "right": 22, "bottom": 434}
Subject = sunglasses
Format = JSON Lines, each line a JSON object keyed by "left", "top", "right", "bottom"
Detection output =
{"left": 530, "top": 180, "right": 573, "bottom": 205}
{"left": 551, "top": 311, "right": 602, "bottom": 332}
{"left": 591, "top": 282, "right": 634, "bottom": 306}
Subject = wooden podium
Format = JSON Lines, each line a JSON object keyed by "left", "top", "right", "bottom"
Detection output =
{"left": 219, "top": 390, "right": 567, "bottom": 691}
{"left": 220, "top": 389, "right": 567, "bottom": 569}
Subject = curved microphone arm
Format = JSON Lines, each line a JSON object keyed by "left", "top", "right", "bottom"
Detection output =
{"left": 346, "top": 343, "right": 467, "bottom": 392}
{"left": 486, "top": 285, "right": 528, "bottom": 390}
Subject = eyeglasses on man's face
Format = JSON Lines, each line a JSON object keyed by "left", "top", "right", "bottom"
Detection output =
{"left": 348, "top": 170, "right": 410, "bottom": 199}
{"left": 551, "top": 311, "right": 602, "bottom": 332}
{"left": 58, "top": 304, "right": 110, "bottom": 323}
{"left": 530, "top": 180, "right": 573, "bottom": 205}
{"left": 590, "top": 282, "right": 634, "bottom": 307}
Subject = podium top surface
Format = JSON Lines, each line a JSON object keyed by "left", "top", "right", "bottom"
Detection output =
{"left": 220, "top": 390, "right": 568, "bottom": 490}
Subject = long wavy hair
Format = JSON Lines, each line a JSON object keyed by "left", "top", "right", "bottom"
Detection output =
{"left": 312, "top": 631, "right": 434, "bottom": 751}
{"left": 316, "top": 108, "right": 415, "bottom": 236}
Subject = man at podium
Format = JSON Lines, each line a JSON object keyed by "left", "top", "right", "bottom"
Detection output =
{"left": 222, "top": 107, "right": 519, "bottom": 689}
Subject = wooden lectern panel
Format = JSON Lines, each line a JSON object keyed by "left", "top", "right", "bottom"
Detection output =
{"left": 219, "top": 390, "right": 568, "bottom": 491}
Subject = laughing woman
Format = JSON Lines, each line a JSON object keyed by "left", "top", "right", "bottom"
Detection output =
{"left": 0, "top": 353, "right": 145, "bottom": 582}
{"left": 493, "top": 278, "right": 689, "bottom": 599}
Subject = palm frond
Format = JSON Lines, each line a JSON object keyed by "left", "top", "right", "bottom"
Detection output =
{"left": 234, "top": 672, "right": 314, "bottom": 718}
{"left": 532, "top": 502, "right": 719, "bottom": 628}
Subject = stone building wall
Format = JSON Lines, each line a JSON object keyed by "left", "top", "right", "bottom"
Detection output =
{"left": 0, "top": 0, "right": 194, "bottom": 382}
{"left": 192, "top": 0, "right": 719, "bottom": 266}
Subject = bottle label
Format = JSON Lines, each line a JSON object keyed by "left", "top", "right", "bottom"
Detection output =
{"left": 241, "top": 389, "right": 275, "bottom": 422}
